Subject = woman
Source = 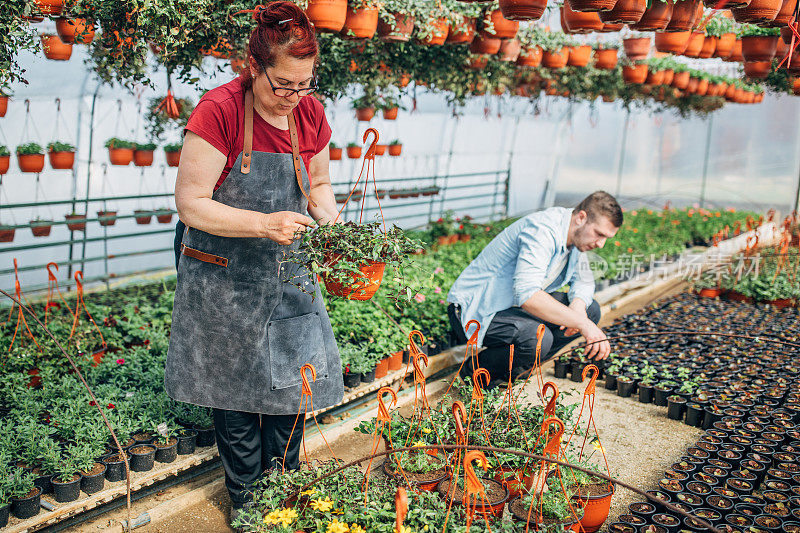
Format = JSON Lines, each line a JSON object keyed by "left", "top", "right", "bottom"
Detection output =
{"left": 164, "top": 2, "right": 343, "bottom": 526}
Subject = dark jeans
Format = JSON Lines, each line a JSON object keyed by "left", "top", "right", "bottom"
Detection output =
{"left": 214, "top": 409, "right": 305, "bottom": 508}
{"left": 448, "top": 292, "right": 601, "bottom": 383}
{"left": 174, "top": 219, "right": 185, "bottom": 269}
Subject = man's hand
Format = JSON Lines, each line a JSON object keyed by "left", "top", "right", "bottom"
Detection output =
{"left": 579, "top": 320, "right": 610, "bottom": 360}
{"left": 559, "top": 299, "right": 587, "bottom": 337}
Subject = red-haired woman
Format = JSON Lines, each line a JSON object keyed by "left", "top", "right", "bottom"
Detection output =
{"left": 164, "top": 2, "right": 343, "bottom": 526}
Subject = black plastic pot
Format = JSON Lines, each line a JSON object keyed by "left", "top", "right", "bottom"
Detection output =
{"left": 705, "top": 494, "right": 734, "bottom": 514}
{"left": 685, "top": 402, "right": 705, "bottom": 427}
{"left": 128, "top": 444, "right": 157, "bottom": 472}
{"left": 570, "top": 361, "right": 585, "bottom": 382}
{"left": 343, "top": 371, "right": 361, "bottom": 388}
{"left": 0, "top": 504, "right": 8, "bottom": 528}
{"left": 554, "top": 359, "right": 568, "bottom": 378}
{"left": 51, "top": 474, "right": 81, "bottom": 503}
{"left": 10, "top": 486, "right": 41, "bottom": 519}
{"left": 176, "top": 428, "right": 198, "bottom": 455}
{"left": 605, "top": 372, "right": 619, "bottom": 391}
{"left": 102, "top": 453, "right": 127, "bottom": 482}
{"left": 703, "top": 407, "right": 724, "bottom": 430}
{"left": 155, "top": 438, "right": 178, "bottom": 463}
{"left": 667, "top": 396, "right": 686, "bottom": 421}
{"left": 638, "top": 383, "right": 654, "bottom": 404}
{"left": 194, "top": 425, "right": 215, "bottom": 447}
{"left": 361, "top": 368, "right": 376, "bottom": 384}
{"left": 654, "top": 386, "right": 673, "bottom": 407}
{"left": 652, "top": 512, "right": 682, "bottom": 531}
{"left": 33, "top": 471, "right": 52, "bottom": 495}
{"left": 617, "top": 378, "right": 636, "bottom": 398}
{"left": 629, "top": 501, "right": 657, "bottom": 519}
{"left": 80, "top": 463, "right": 106, "bottom": 494}
{"left": 725, "top": 513, "right": 754, "bottom": 528}
{"left": 754, "top": 514, "right": 785, "bottom": 531}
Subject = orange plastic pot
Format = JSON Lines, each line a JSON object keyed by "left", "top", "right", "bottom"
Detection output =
{"left": 341, "top": 5, "right": 379, "bottom": 39}
{"left": 97, "top": 211, "right": 117, "bottom": 227}
{"left": 770, "top": 0, "right": 798, "bottom": 26}
{"left": 623, "top": 36, "right": 650, "bottom": 60}
{"left": 517, "top": 46, "right": 543, "bottom": 66}
{"left": 499, "top": 39, "right": 523, "bottom": 62}
{"left": 165, "top": 149, "right": 181, "bottom": 167}
{"left": 646, "top": 69, "right": 665, "bottom": 85}
{"left": 18, "top": 153, "right": 45, "bottom": 173}
{"left": 622, "top": 64, "right": 648, "bottom": 84}
{"left": 542, "top": 48, "right": 569, "bottom": 68}
{"left": 743, "top": 60, "right": 771, "bottom": 78}
{"left": 133, "top": 150, "right": 154, "bottom": 167}
{"left": 695, "top": 78, "right": 708, "bottom": 95}
{"left": 324, "top": 260, "right": 386, "bottom": 301}
{"left": 0, "top": 95, "right": 7, "bottom": 117}
{"left": 40, "top": 34, "right": 72, "bottom": 60}
{"left": 382, "top": 107, "right": 398, "bottom": 120}
{"left": 567, "top": 0, "right": 618, "bottom": 11}
{"left": 599, "top": 0, "right": 647, "bottom": 23}
{"left": 420, "top": 18, "right": 449, "bottom": 45}
{"left": 493, "top": 468, "right": 535, "bottom": 499}
{"left": 0, "top": 155, "right": 8, "bottom": 174}
{"left": 662, "top": 68, "right": 674, "bottom": 85}
{"left": 593, "top": 48, "right": 618, "bottom": 69}
{"left": 108, "top": 147, "right": 134, "bottom": 166}
{"left": 156, "top": 212, "right": 174, "bottom": 224}
{"left": 470, "top": 33, "right": 502, "bottom": 54}
{"left": 732, "top": 0, "right": 781, "bottom": 22}
{"left": 55, "top": 17, "right": 95, "bottom": 44}
{"left": 714, "top": 32, "right": 737, "bottom": 58}
{"left": 483, "top": 9, "right": 519, "bottom": 39}
{"left": 134, "top": 210, "right": 152, "bottom": 225}
{"left": 600, "top": 22, "right": 624, "bottom": 31}
{"left": 388, "top": 144, "right": 402, "bottom": 156}
{"left": 699, "top": 288, "right": 721, "bottom": 298}
{"left": 574, "top": 484, "right": 615, "bottom": 533}
{"left": 561, "top": 4, "right": 604, "bottom": 33}
{"left": 567, "top": 44, "right": 592, "bottom": 66}
{"left": 683, "top": 31, "right": 705, "bottom": 57}
{"left": 726, "top": 39, "right": 744, "bottom": 62}
{"left": 374, "top": 357, "right": 389, "bottom": 379}
{"left": 48, "top": 150, "right": 74, "bottom": 169}
{"left": 329, "top": 146, "right": 342, "bottom": 160}
{"left": 685, "top": 77, "right": 699, "bottom": 93}
{"left": 65, "top": 214, "right": 86, "bottom": 231}
{"left": 629, "top": 0, "right": 673, "bottom": 30}
{"left": 374, "top": 144, "right": 386, "bottom": 156}
{"left": 741, "top": 35, "right": 779, "bottom": 62}
{"left": 30, "top": 220, "right": 52, "bottom": 237}
{"left": 34, "top": 0, "right": 64, "bottom": 15}
{"left": 388, "top": 350, "right": 403, "bottom": 371}
{"left": 655, "top": 30, "right": 691, "bottom": 54}
{"left": 671, "top": 70, "right": 690, "bottom": 89}
{"left": 355, "top": 107, "right": 374, "bottom": 121}
{"left": 445, "top": 16, "right": 476, "bottom": 44}
{"left": 305, "top": 0, "right": 347, "bottom": 33}
{"left": 665, "top": 0, "right": 700, "bottom": 31}
{"left": 346, "top": 146, "right": 362, "bottom": 159}
{"left": 377, "top": 12, "right": 414, "bottom": 42}
{"left": 0, "top": 228, "right": 14, "bottom": 243}
{"left": 698, "top": 36, "right": 717, "bottom": 58}
{"left": 499, "top": 0, "right": 549, "bottom": 20}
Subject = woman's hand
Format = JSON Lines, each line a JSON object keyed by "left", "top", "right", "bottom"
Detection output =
{"left": 261, "top": 211, "right": 314, "bottom": 245}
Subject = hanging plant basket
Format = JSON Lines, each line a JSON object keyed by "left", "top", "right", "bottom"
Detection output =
{"left": 726, "top": 39, "right": 745, "bottom": 61}
{"left": 732, "top": 0, "right": 781, "bottom": 23}
{"left": 622, "top": 63, "right": 648, "bottom": 84}
{"left": 97, "top": 211, "right": 117, "bottom": 226}
{"left": 594, "top": 48, "right": 618, "bottom": 69}
{"left": 499, "top": 39, "right": 523, "bottom": 62}
{"left": 0, "top": 155, "right": 10, "bottom": 174}
{"left": 646, "top": 69, "right": 665, "bottom": 85}
{"left": 388, "top": 143, "right": 402, "bottom": 156}
{"left": 567, "top": 0, "right": 618, "bottom": 12}
{"left": 133, "top": 149, "right": 154, "bottom": 167}
{"left": 341, "top": 5, "right": 379, "bottom": 39}
{"left": 599, "top": 0, "right": 647, "bottom": 24}
{"left": 323, "top": 258, "right": 386, "bottom": 301}
{"left": 355, "top": 107, "right": 375, "bottom": 121}
{"left": 0, "top": 95, "right": 7, "bottom": 117}
{"left": 698, "top": 36, "right": 717, "bottom": 58}
{"left": 30, "top": 220, "right": 53, "bottom": 237}
{"left": 156, "top": 210, "right": 174, "bottom": 224}
{"left": 623, "top": 36, "right": 650, "bottom": 61}
{"left": 683, "top": 31, "right": 705, "bottom": 57}
{"left": 133, "top": 210, "right": 152, "bottom": 225}
{"left": 65, "top": 214, "right": 86, "bottom": 231}
{"left": 47, "top": 150, "right": 74, "bottom": 170}
{"left": 470, "top": 33, "right": 502, "bottom": 54}
{"left": 377, "top": 13, "right": 415, "bottom": 42}
{"left": 55, "top": 17, "right": 95, "bottom": 44}
{"left": 561, "top": 4, "right": 604, "bottom": 33}
{"left": 499, "top": 0, "right": 549, "bottom": 21}
{"left": 346, "top": 145, "right": 362, "bottom": 159}
{"left": 768, "top": 0, "right": 798, "bottom": 26}
{"left": 0, "top": 227, "right": 15, "bottom": 242}
{"left": 374, "top": 144, "right": 386, "bottom": 156}
{"left": 714, "top": 33, "right": 737, "bottom": 57}
{"left": 517, "top": 46, "right": 543, "bottom": 66}
{"left": 743, "top": 60, "right": 771, "bottom": 78}
{"left": 630, "top": 1, "right": 674, "bottom": 30}
{"left": 542, "top": 48, "right": 569, "bottom": 68}
{"left": 741, "top": 35, "right": 779, "bottom": 62}
{"left": 305, "top": 0, "right": 348, "bottom": 33}
{"left": 329, "top": 144, "right": 342, "bottom": 160}
{"left": 18, "top": 153, "right": 45, "bottom": 173}
{"left": 40, "top": 34, "right": 72, "bottom": 61}
{"left": 567, "top": 44, "right": 592, "bottom": 66}
{"left": 483, "top": 9, "right": 519, "bottom": 39}
{"left": 419, "top": 18, "right": 449, "bottom": 45}
{"left": 445, "top": 15, "right": 476, "bottom": 44}
{"left": 164, "top": 145, "right": 181, "bottom": 167}
{"left": 665, "top": 0, "right": 700, "bottom": 31}
{"left": 382, "top": 107, "right": 398, "bottom": 120}
{"left": 34, "top": 0, "right": 64, "bottom": 16}
{"left": 655, "top": 30, "right": 691, "bottom": 54}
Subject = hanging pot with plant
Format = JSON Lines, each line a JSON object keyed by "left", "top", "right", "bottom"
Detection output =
{"left": 594, "top": 45, "right": 619, "bottom": 69}
{"left": 164, "top": 143, "right": 181, "bottom": 167}
{"left": 726, "top": 39, "right": 744, "bottom": 61}
{"left": 305, "top": 0, "right": 348, "bottom": 33}
{"left": 105, "top": 138, "right": 135, "bottom": 166}
{"left": 388, "top": 140, "right": 402, "bottom": 156}
{"left": 732, "top": 0, "right": 781, "bottom": 23}
{"left": 469, "top": 33, "right": 502, "bottom": 54}
{"left": 567, "top": 0, "right": 618, "bottom": 12}
{"left": 767, "top": 0, "right": 798, "bottom": 26}
{"left": 418, "top": 17, "right": 450, "bottom": 45}
{"left": 630, "top": 0, "right": 673, "bottom": 30}
{"left": 499, "top": 0, "right": 549, "bottom": 20}
{"left": 40, "top": 34, "right": 72, "bottom": 60}
{"left": 743, "top": 60, "right": 772, "bottom": 77}
{"left": 377, "top": 11, "right": 415, "bottom": 42}
{"left": 446, "top": 15, "right": 476, "bottom": 44}
{"left": 655, "top": 30, "right": 691, "bottom": 54}
{"left": 499, "top": 39, "right": 523, "bottom": 61}
{"left": 134, "top": 210, "right": 152, "bottom": 225}
{"left": 329, "top": 142, "right": 342, "bottom": 160}
{"left": 542, "top": 47, "right": 569, "bottom": 68}
{"left": 34, "top": 0, "right": 64, "bottom": 15}
{"left": 97, "top": 210, "right": 117, "bottom": 227}
{"left": 47, "top": 141, "right": 75, "bottom": 169}
{"left": 341, "top": 2, "right": 379, "bottom": 39}
{"left": 683, "top": 31, "right": 705, "bottom": 57}
{"left": 714, "top": 33, "right": 737, "bottom": 58}
{"left": 517, "top": 46, "right": 543, "bottom": 66}
{"left": 623, "top": 36, "right": 651, "bottom": 60}
{"left": 698, "top": 36, "right": 717, "bottom": 58}
{"left": 16, "top": 143, "right": 45, "bottom": 173}
{"left": 665, "top": 0, "right": 700, "bottom": 31}
{"left": 561, "top": 3, "right": 605, "bottom": 32}
{"left": 355, "top": 107, "right": 374, "bottom": 121}
{"left": 65, "top": 213, "right": 86, "bottom": 231}
{"left": 600, "top": 0, "right": 647, "bottom": 24}
{"left": 740, "top": 26, "right": 780, "bottom": 62}
{"left": 30, "top": 219, "right": 53, "bottom": 237}
{"left": 0, "top": 145, "right": 9, "bottom": 174}
{"left": 133, "top": 142, "right": 156, "bottom": 166}
{"left": 568, "top": 44, "right": 592, "bottom": 66}
{"left": 482, "top": 9, "right": 519, "bottom": 39}
{"left": 55, "top": 17, "right": 95, "bottom": 44}
{"left": 346, "top": 143, "right": 362, "bottom": 159}
{"left": 156, "top": 209, "right": 174, "bottom": 224}
{"left": 382, "top": 104, "right": 399, "bottom": 120}
{"left": 622, "top": 62, "right": 648, "bottom": 84}
{"left": 0, "top": 94, "right": 7, "bottom": 117}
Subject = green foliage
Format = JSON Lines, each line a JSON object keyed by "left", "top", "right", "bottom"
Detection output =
{"left": 16, "top": 142, "right": 44, "bottom": 155}
{"left": 0, "top": 145, "right": 9, "bottom": 156}
{"left": 135, "top": 142, "right": 158, "bottom": 151}
{"left": 389, "top": 139, "right": 401, "bottom": 145}
{"left": 738, "top": 24, "right": 781, "bottom": 37}
{"left": 705, "top": 15, "right": 736, "bottom": 37}
{"left": 47, "top": 141, "right": 76, "bottom": 153}
{"left": 104, "top": 138, "right": 135, "bottom": 149}
{"left": 163, "top": 142, "right": 182, "bottom": 153}
{"left": 145, "top": 96, "right": 194, "bottom": 140}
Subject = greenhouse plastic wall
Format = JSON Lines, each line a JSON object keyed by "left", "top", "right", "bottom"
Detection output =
{"left": 2, "top": 44, "right": 799, "bottom": 295}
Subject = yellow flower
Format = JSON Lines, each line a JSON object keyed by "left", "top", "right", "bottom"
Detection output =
{"left": 311, "top": 497, "right": 335, "bottom": 512}
{"left": 332, "top": 507, "right": 344, "bottom": 515}
{"left": 398, "top": 526, "right": 415, "bottom": 533}
{"left": 350, "top": 525, "right": 366, "bottom": 533}
{"left": 277, "top": 508, "right": 297, "bottom": 526}
{"left": 412, "top": 440, "right": 426, "bottom": 447}
{"left": 301, "top": 488, "right": 317, "bottom": 496}
{"left": 263, "top": 510, "right": 281, "bottom": 525}
{"left": 326, "top": 518, "right": 350, "bottom": 533}
{"left": 592, "top": 441, "right": 605, "bottom": 454}
{"left": 422, "top": 428, "right": 431, "bottom": 434}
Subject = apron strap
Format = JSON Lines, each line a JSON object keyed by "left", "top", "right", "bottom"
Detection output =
{"left": 287, "top": 110, "right": 317, "bottom": 208}
{"left": 241, "top": 90, "right": 254, "bottom": 174}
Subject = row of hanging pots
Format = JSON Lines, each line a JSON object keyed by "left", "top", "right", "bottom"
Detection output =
{"left": 39, "top": 19, "right": 96, "bottom": 61}
{"left": 329, "top": 141, "right": 402, "bottom": 160}
{"left": 354, "top": 106, "right": 399, "bottom": 122}
{"left": 0, "top": 211, "right": 174, "bottom": 243}
{"left": 2, "top": 144, "right": 76, "bottom": 173}
{"left": 106, "top": 141, "right": 181, "bottom": 167}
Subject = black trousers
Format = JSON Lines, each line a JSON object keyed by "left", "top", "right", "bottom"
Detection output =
{"left": 214, "top": 409, "right": 305, "bottom": 508}
{"left": 448, "top": 292, "right": 601, "bottom": 382}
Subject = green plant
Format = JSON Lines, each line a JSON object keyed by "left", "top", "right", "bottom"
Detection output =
{"left": 388, "top": 449, "right": 442, "bottom": 474}
{"left": 104, "top": 138, "right": 135, "bottom": 150}
{"left": 47, "top": 141, "right": 75, "bottom": 152}
{"left": 389, "top": 139, "right": 401, "bottom": 145}
{"left": 705, "top": 15, "right": 735, "bottom": 37}
{"left": 163, "top": 142, "right": 182, "bottom": 153}
{"left": 347, "top": 142, "right": 359, "bottom": 148}
{"left": 144, "top": 96, "right": 194, "bottom": 140}
{"left": 16, "top": 142, "right": 44, "bottom": 155}
{"left": 0, "top": 145, "right": 9, "bottom": 156}
{"left": 428, "top": 210, "right": 456, "bottom": 239}
{"left": 135, "top": 141, "right": 157, "bottom": 151}
{"left": 738, "top": 24, "right": 781, "bottom": 37}
{"left": 329, "top": 141, "right": 339, "bottom": 149}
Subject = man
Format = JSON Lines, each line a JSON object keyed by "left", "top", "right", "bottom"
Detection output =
{"left": 446, "top": 191, "right": 622, "bottom": 387}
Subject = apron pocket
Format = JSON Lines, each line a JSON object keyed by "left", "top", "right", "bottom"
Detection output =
{"left": 267, "top": 311, "right": 329, "bottom": 391}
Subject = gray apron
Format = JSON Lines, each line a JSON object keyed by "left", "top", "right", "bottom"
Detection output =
{"left": 164, "top": 92, "right": 343, "bottom": 415}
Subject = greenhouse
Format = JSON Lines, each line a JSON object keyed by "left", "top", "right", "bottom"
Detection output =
{"left": 1, "top": 0, "right": 800, "bottom": 532}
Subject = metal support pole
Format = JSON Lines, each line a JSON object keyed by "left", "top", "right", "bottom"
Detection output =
{"left": 699, "top": 115, "right": 714, "bottom": 208}
{"left": 428, "top": 112, "right": 456, "bottom": 224}
{"left": 656, "top": 119, "right": 665, "bottom": 198}
{"left": 614, "top": 108, "right": 631, "bottom": 198}
{"left": 67, "top": 73, "right": 93, "bottom": 284}
{"left": 79, "top": 83, "right": 102, "bottom": 277}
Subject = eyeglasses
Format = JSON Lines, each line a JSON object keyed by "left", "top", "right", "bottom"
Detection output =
{"left": 263, "top": 68, "right": 318, "bottom": 98}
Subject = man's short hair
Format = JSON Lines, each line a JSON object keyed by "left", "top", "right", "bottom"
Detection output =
{"left": 574, "top": 191, "right": 623, "bottom": 227}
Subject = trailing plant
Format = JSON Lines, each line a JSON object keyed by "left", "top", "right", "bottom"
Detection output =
{"left": 135, "top": 141, "right": 157, "bottom": 151}
{"left": 104, "top": 138, "right": 135, "bottom": 150}
{"left": 163, "top": 142, "right": 182, "bottom": 153}
{"left": 16, "top": 142, "right": 44, "bottom": 155}
{"left": 47, "top": 141, "right": 76, "bottom": 152}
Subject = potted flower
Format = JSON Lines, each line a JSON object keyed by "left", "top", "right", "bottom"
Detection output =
{"left": 0, "top": 145, "right": 9, "bottom": 174}
{"left": 346, "top": 142, "right": 362, "bottom": 159}
{"left": 134, "top": 209, "right": 152, "bottom": 225}
{"left": 377, "top": 0, "right": 416, "bottom": 42}
{"left": 134, "top": 141, "right": 156, "bottom": 167}
{"left": 281, "top": 221, "right": 422, "bottom": 304}
{"left": 329, "top": 142, "right": 342, "bottom": 160}
{"left": 16, "top": 142, "right": 45, "bottom": 173}
{"left": 352, "top": 93, "right": 379, "bottom": 121}
{"left": 509, "top": 483, "right": 584, "bottom": 530}
{"left": 379, "top": 96, "right": 402, "bottom": 120}
{"left": 538, "top": 30, "right": 570, "bottom": 69}
{"left": 51, "top": 454, "right": 81, "bottom": 503}
{"left": 428, "top": 212, "right": 455, "bottom": 246}
{"left": 65, "top": 212, "right": 87, "bottom": 231}
{"left": 388, "top": 139, "right": 402, "bottom": 156}
{"left": 47, "top": 141, "right": 76, "bottom": 169}
{"left": 105, "top": 138, "right": 135, "bottom": 166}
{"left": 155, "top": 208, "right": 174, "bottom": 224}
{"left": 559, "top": 461, "right": 614, "bottom": 532}
{"left": 40, "top": 33, "right": 73, "bottom": 60}
{"left": 385, "top": 449, "right": 450, "bottom": 491}
{"left": 705, "top": 14, "right": 737, "bottom": 58}
{"left": 0, "top": 223, "right": 14, "bottom": 243}
{"left": 30, "top": 217, "right": 53, "bottom": 237}
{"left": 97, "top": 209, "right": 118, "bottom": 226}
{"left": 164, "top": 143, "right": 181, "bottom": 167}
{"left": 739, "top": 24, "right": 780, "bottom": 63}
{"left": 7, "top": 467, "right": 40, "bottom": 520}
{"left": 341, "top": 0, "right": 380, "bottom": 40}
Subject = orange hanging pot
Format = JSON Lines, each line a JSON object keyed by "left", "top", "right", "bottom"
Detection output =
{"left": 383, "top": 107, "right": 399, "bottom": 120}
{"left": 377, "top": 12, "right": 415, "bottom": 42}
{"left": 323, "top": 258, "right": 386, "bottom": 301}
{"left": 499, "top": 39, "right": 523, "bottom": 62}
{"left": 622, "top": 63, "right": 648, "bottom": 83}
{"left": 662, "top": 68, "right": 674, "bottom": 84}
{"left": 566, "top": 0, "right": 618, "bottom": 12}
{"left": 0, "top": 95, "right": 7, "bottom": 117}
{"left": 697, "top": 36, "right": 717, "bottom": 58}
{"left": 355, "top": 107, "right": 375, "bottom": 121}
{"left": 156, "top": 210, "right": 174, "bottom": 224}
{"left": 467, "top": 54, "right": 489, "bottom": 69}
{"left": 645, "top": 69, "right": 665, "bottom": 85}
{"left": 445, "top": 15, "right": 476, "bottom": 44}
{"left": 769, "top": 0, "right": 798, "bottom": 26}
{"left": 97, "top": 211, "right": 117, "bottom": 227}
{"left": 30, "top": 220, "right": 53, "bottom": 237}
{"left": 683, "top": 31, "right": 705, "bottom": 57}
{"left": 714, "top": 33, "right": 737, "bottom": 58}
{"left": 726, "top": 39, "right": 744, "bottom": 62}
{"left": 671, "top": 70, "right": 690, "bottom": 89}
{"left": 623, "top": 36, "right": 650, "bottom": 61}
{"left": 541, "top": 48, "right": 569, "bottom": 68}
{"left": 741, "top": 35, "right": 779, "bottom": 62}
{"left": 133, "top": 149, "right": 154, "bottom": 167}
{"left": 55, "top": 17, "right": 95, "bottom": 44}
{"left": 388, "top": 143, "right": 402, "bottom": 156}
{"left": 419, "top": 18, "right": 449, "bottom": 45}
{"left": 629, "top": 0, "right": 673, "bottom": 30}
{"left": 517, "top": 46, "right": 543, "bottom": 66}
{"left": 305, "top": 0, "right": 348, "bottom": 33}
{"left": 695, "top": 78, "right": 708, "bottom": 95}
{"left": 40, "top": 34, "right": 72, "bottom": 60}
{"left": 469, "top": 33, "right": 502, "bottom": 54}
{"left": 561, "top": 4, "right": 605, "bottom": 32}
{"left": 165, "top": 148, "right": 181, "bottom": 167}
{"left": 499, "top": 0, "right": 549, "bottom": 21}
{"left": 567, "top": 44, "right": 592, "bottom": 66}
{"left": 743, "top": 60, "right": 772, "bottom": 78}
{"left": 18, "top": 153, "right": 46, "bottom": 173}
{"left": 0, "top": 155, "right": 9, "bottom": 174}
{"left": 329, "top": 145, "right": 342, "bottom": 160}
{"left": 573, "top": 483, "right": 615, "bottom": 533}
{"left": 134, "top": 210, "right": 152, "bottom": 225}
{"left": 34, "top": 0, "right": 64, "bottom": 16}
{"left": 48, "top": 150, "right": 75, "bottom": 169}
{"left": 665, "top": 0, "right": 700, "bottom": 31}
{"left": 108, "top": 147, "right": 134, "bottom": 166}
{"left": 594, "top": 48, "right": 619, "bottom": 69}
{"left": 341, "top": 5, "right": 379, "bottom": 39}
{"left": 732, "top": 0, "right": 782, "bottom": 23}
{"left": 346, "top": 145, "right": 362, "bottom": 159}
{"left": 655, "top": 30, "right": 691, "bottom": 54}
{"left": 599, "top": 0, "right": 647, "bottom": 24}
{"left": 483, "top": 9, "right": 519, "bottom": 39}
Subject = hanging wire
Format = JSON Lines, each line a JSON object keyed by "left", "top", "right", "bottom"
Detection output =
{"left": 20, "top": 99, "right": 44, "bottom": 145}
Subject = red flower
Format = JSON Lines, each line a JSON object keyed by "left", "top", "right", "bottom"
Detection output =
{"left": 107, "top": 403, "right": 115, "bottom": 409}
{"left": 116, "top": 358, "right": 125, "bottom": 364}
{"left": 89, "top": 400, "right": 96, "bottom": 406}
{"left": 459, "top": 225, "right": 464, "bottom": 230}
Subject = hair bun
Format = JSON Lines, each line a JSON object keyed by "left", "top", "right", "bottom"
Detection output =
{"left": 253, "top": 2, "right": 301, "bottom": 30}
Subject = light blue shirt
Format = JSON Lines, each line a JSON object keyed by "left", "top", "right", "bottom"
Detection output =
{"left": 447, "top": 207, "right": 595, "bottom": 346}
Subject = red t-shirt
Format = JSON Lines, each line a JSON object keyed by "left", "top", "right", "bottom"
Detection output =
{"left": 184, "top": 77, "right": 332, "bottom": 190}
